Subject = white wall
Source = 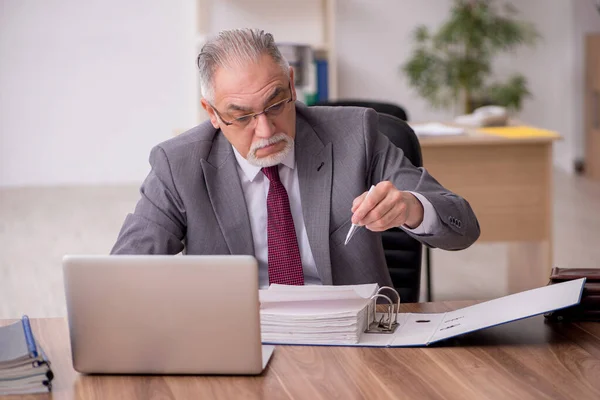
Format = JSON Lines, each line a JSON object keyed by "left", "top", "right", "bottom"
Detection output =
{"left": 336, "top": 0, "right": 455, "bottom": 122}
{"left": 0, "top": 0, "right": 198, "bottom": 187}
{"left": 572, "top": 0, "right": 600, "bottom": 162}
{"left": 336, "top": 0, "right": 600, "bottom": 173}
{"left": 2, "top": 0, "right": 599, "bottom": 187}
{"left": 494, "top": 0, "right": 576, "bottom": 172}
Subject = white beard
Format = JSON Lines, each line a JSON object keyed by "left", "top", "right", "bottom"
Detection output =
{"left": 246, "top": 132, "right": 294, "bottom": 167}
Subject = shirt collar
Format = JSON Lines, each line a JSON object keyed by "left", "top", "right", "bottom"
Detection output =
{"left": 232, "top": 143, "right": 295, "bottom": 182}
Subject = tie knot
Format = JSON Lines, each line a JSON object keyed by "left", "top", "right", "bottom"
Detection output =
{"left": 262, "top": 166, "right": 281, "bottom": 183}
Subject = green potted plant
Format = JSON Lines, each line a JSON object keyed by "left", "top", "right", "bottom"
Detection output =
{"left": 402, "top": 0, "right": 540, "bottom": 115}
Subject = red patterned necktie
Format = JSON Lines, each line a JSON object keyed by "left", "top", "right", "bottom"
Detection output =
{"left": 262, "top": 166, "right": 305, "bottom": 285}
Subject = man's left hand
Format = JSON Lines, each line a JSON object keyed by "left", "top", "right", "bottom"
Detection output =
{"left": 351, "top": 181, "right": 424, "bottom": 232}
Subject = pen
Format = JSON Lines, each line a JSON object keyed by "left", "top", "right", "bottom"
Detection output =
{"left": 344, "top": 185, "right": 376, "bottom": 245}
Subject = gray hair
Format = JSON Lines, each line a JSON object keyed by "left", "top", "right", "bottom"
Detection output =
{"left": 197, "top": 28, "right": 290, "bottom": 103}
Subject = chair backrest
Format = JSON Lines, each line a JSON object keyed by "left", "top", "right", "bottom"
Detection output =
{"left": 315, "top": 101, "right": 422, "bottom": 302}
{"left": 376, "top": 113, "right": 423, "bottom": 303}
{"left": 316, "top": 100, "right": 408, "bottom": 122}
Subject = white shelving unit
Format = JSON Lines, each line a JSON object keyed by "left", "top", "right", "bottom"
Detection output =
{"left": 195, "top": 0, "right": 338, "bottom": 122}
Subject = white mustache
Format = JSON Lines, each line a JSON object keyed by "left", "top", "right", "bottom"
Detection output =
{"left": 246, "top": 132, "right": 294, "bottom": 168}
{"left": 250, "top": 134, "right": 288, "bottom": 153}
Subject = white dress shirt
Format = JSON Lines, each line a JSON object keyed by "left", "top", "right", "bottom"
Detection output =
{"left": 232, "top": 144, "right": 440, "bottom": 288}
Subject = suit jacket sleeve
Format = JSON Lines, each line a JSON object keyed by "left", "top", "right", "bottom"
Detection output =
{"left": 111, "top": 145, "right": 186, "bottom": 254}
{"left": 364, "top": 109, "right": 480, "bottom": 250}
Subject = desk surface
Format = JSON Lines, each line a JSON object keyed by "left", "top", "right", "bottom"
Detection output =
{"left": 415, "top": 123, "right": 561, "bottom": 146}
{"left": 4, "top": 301, "right": 600, "bottom": 400}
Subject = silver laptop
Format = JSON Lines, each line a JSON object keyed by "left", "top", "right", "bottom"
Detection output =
{"left": 62, "top": 255, "right": 274, "bottom": 375}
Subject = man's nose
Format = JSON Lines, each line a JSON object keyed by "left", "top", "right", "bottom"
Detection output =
{"left": 253, "top": 113, "right": 276, "bottom": 138}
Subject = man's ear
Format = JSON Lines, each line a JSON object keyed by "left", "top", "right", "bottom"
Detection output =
{"left": 201, "top": 98, "right": 220, "bottom": 129}
{"left": 289, "top": 67, "right": 297, "bottom": 101}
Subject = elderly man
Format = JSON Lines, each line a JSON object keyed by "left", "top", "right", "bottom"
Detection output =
{"left": 112, "top": 28, "right": 480, "bottom": 289}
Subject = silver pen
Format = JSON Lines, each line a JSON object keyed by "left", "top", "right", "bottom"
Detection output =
{"left": 344, "top": 185, "right": 376, "bottom": 245}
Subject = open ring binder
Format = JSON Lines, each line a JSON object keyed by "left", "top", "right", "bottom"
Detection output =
{"left": 365, "top": 286, "right": 401, "bottom": 334}
{"left": 260, "top": 279, "right": 586, "bottom": 347}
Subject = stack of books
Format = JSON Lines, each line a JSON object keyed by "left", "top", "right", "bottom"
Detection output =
{"left": 259, "top": 284, "right": 379, "bottom": 345}
{"left": 0, "top": 316, "right": 53, "bottom": 395}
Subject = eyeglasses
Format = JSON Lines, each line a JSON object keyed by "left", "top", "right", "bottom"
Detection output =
{"left": 209, "top": 83, "right": 293, "bottom": 129}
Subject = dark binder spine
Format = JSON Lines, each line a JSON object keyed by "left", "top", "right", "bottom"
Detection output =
{"left": 21, "top": 315, "right": 38, "bottom": 358}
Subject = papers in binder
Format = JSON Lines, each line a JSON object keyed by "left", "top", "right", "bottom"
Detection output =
{"left": 259, "top": 278, "right": 585, "bottom": 347}
{"left": 260, "top": 284, "right": 379, "bottom": 345}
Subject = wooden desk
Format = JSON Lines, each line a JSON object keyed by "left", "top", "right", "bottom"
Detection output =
{"left": 4, "top": 301, "right": 599, "bottom": 400}
{"left": 419, "top": 132, "right": 559, "bottom": 293}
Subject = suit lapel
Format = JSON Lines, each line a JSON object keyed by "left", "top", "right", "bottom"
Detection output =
{"left": 296, "top": 117, "right": 333, "bottom": 284}
{"left": 201, "top": 132, "right": 254, "bottom": 256}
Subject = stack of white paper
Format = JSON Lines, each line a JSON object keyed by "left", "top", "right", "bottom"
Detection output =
{"left": 259, "top": 284, "right": 379, "bottom": 345}
{"left": 409, "top": 122, "right": 465, "bottom": 136}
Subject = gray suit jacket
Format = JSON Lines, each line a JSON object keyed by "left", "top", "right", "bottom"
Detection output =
{"left": 112, "top": 103, "right": 480, "bottom": 287}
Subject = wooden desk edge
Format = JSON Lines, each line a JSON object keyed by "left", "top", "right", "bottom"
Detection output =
{"left": 419, "top": 134, "right": 560, "bottom": 147}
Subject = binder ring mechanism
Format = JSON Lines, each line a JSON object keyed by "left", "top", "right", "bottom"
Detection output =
{"left": 365, "top": 286, "right": 401, "bottom": 334}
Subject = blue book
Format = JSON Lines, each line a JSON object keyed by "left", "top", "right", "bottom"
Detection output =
{"left": 315, "top": 58, "right": 329, "bottom": 102}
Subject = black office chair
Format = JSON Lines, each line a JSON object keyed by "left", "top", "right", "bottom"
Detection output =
{"left": 315, "top": 100, "right": 431, "bottom": 302}
{"left": 316, "top": 100, "right": 409, "bottom": 122}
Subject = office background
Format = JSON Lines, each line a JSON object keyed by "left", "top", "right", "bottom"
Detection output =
{"left": 1, "top": 0, "right": 599, "bottom": 318}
